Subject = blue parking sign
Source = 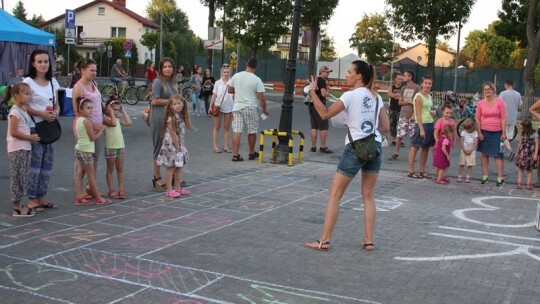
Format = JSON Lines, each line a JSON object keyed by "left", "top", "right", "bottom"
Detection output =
{"left": 65, "top": 9, "right": 75, "bottom": 29}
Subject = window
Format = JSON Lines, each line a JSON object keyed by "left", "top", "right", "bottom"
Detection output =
{"left": 111, "top": 27, "right": 126, "bottom": 38}
{"left": 98, "top": 7, "right": 105, "bottom": 15}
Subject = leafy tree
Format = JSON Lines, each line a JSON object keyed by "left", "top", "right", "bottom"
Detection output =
{"left": 436, "top": 41, "right": 454, "bottom": 53}
{"left": 386, "top": 0, "right": 476, "bottom": 77}
{"left": 145, "top": 0, "right": 193, "bottom": 34}
{"left": 475, "top": 42, "right": 489, "bottom": 68}
{"left": 140, "top": 32, "right": 159, "bottom": 60}
{"left": 485, "top": 35, "right": 515, "bottom": 68}
{"left": 221, "top": 0, "right": 292, "bottom": 57}
{"left": 301, "top": 0, "right": 339, "bottom": 76}
{"left": 462, "top": 29, "right": 488, "bottom": 63}
{"left": 104, "top": 37, "right": 139, "bottom": 75}
{"left": 320, "top": 31, "right": 337, "bottom": 61}
{"left": 495, "top": 0, "right": 540, "bottom": 47}
{"left": 28, "top": 14, "right": 45, "bottom": 27}
{"left": 349, "top": 13, "right": 393, "bottom": 66}
{"left": 12, "top": 0, "right": 27, "bottom": 21}
{"left": 524, "top": 0, "right": 540, "bottom": 98}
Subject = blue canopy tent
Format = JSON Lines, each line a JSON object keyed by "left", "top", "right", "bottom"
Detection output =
{"left": 0, "top": 8, "right": 56, "bottom": 85}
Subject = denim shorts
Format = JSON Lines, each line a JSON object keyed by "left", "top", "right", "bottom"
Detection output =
{"left": 337, "top": 142, "right": 382, "bottom": 177}
{"left": 410, "top": 122, "right": 435, "bottom": 148}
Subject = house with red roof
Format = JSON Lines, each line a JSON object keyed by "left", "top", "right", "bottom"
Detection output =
{"left": 39, "top": 0, "right": 159, "bottom": 64}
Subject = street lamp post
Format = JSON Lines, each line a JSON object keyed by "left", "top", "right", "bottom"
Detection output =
{"left": 453, "top": 18, "right": 462, "bottom": 92}
{"left": 275, "top": 0, "right": 302, "bottom": 163}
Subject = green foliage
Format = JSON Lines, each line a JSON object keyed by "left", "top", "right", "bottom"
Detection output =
{"left": 222, "top": 0, "right": 292, "bottom": 57}
{"left": 496, "top": 0, "right": 540, "bottom": 47}
{"left": 27, "top": 14, "right": 45, "bottom": 28}
{"left": 386, "top": 0, "right": 475, "bottom": 76}
{"left": 534, "top": 62, "right": 540, "bottom": 88}
{"left": 349, "top": 13, "right": 393, "bottom": 65}
{"left": 485, "top": 35, "right": 515, "bottom": 68}
{"left": 145, "top": 0, "right": 193, "bottom": 35}
{"left": 140, "top": 32, "right": 159, "bottom": 58}
{"left": 320, "top": 31, "right": 337, "bottom": 61}
{"left": 159, "top": 32, "right": 205, "bottom": 69}
{"left": 11, "top": 0, "right": 27, "bottom": 21}
{"left": 42, "top": 26, "right": 83, "bottom": 76}
{"left": 462, "top": 29, "right": 488, "bottom": 62}
{"left": 436, "top": 41, "right": 454, "bottom": 53}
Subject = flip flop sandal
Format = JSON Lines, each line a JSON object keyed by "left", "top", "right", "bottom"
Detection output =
{"left": 83, "top": 194, "right": 93, "bottom": 200}
{"left": 304, "top": 239, "right": 330, "bottom": 251}
{"left": 117, "top": 190, "right": 126, "bottom": 199}
{"left": 39, "top": 202, "right": 59, "bottom": 209}
{"left": 363, "top": 241, "right": 374, "bottom": 251}
{"left": 223, "top": 148, "right": 232, "bottom": 153}
{"left": 419, "top": 172, "right": 432, "bottom": 179}
{"left": 74, "top": 198, "right": 93, "bottom": 206}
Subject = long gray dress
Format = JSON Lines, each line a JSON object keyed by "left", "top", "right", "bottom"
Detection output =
{"left": 150, "top": 78, "right": 177, "bottom": 159}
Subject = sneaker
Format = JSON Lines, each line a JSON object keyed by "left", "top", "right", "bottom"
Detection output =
{"left": 465, "top": 175, "right": 471, "bottom": 183}
{"left": 496, "top": 178, "right": 505, "bottom": 187}
{"left": 481, "top": 176, "right": 489, "bottom": 184}
{"left": 400, "top": 142, "right": 405, "bottom": 147}
{"left": 319, "top": 147, "right": 333, "bottom": 154}
{"left": 508, "top": 151, "right": 515, "bottom": 161}
{"left": 310, "top": 147, "right": 317, "bottom": 152}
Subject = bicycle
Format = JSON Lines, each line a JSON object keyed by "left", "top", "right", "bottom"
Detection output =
{"left": 101, "top": 77, "right": 140, "bottom": 105}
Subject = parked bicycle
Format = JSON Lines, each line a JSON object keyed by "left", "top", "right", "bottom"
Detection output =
{"left": 101, "top": 78, "right": 146, "bottom": 105}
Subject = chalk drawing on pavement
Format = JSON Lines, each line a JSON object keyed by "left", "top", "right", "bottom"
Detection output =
{"left": 0, "top": 262, "right": 78, "bottom": 291}
{"left": 352, "top": 196, "right": 408, "bottom": 211}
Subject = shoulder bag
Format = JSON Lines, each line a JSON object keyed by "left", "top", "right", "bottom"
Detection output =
{"left": 347, "top": 94, "right": 380, "bottom": 162}
{"left": 210, "top": 85, "right": 226, "bottom": 117}
{"left": 30, "top": 80, "right": 62, "bottom": 144}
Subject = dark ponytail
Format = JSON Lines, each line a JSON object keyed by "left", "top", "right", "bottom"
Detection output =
{"left": 351, "top": 60, "right": 376, "bottom": 91}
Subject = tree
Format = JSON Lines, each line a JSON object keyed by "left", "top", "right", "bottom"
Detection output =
{"left": 495, "top": 0, "right": 540, "bottom": 47}
{"left": 462, "top": 29, "right": 488, "bottom": 63}
{"left": 42, "top": 26, "right": 83, "bottom": 76}
{"left": 28, "top": 14, "right": 45, "bottom": 27}
{"left": 140, "top": 32, "right": 159, "bottom": 61}
{"left": 301, "top": 0, "right": 339, "bottom": 76}
{"left": 524, "top": 0, "right": 540, "bottom": 98}
{"left": 221, "top": 0, "right": 292, "bottom": 57}
{"left": 436, "top": 41, "right": 454, "bottom": 53}
{"left": 485, "top": 35, "right": 515, "bottom": 68}
{"left": 386, "top": 0, "right": 476, "bottom": 77}
{"left": 320, "top": 31, "right": 337, "bottom": 61}
{"left": 145, "top": 0, "right": 193, "bottom": 34}
{"left": 200, "top": 1, "right": 227, "bottom": 71}
{"left": 349, "top": 13, "right": 393, "bottom": 66}
{"left": 12, "top": 0, "right": 27, "bottom": 22}
{"left": 104, "top": 37, "right": 139, "bottom": 75}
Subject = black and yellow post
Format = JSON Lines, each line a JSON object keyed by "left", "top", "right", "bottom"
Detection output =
{"left": 259, "top": 129, "right": 304, "bottom": 166}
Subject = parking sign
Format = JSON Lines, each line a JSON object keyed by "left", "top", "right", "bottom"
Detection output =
{"left": 65, "top": 9, "right": 75, "bottom": 29}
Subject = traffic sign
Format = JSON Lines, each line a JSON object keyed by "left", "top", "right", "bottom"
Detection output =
{"left": 124, "top": 41, "right": 132, "bottom": 51}
{"left": 230, "top": 52, "right": 237, "bottom": 59}
{"left": 230, "top": 58, "right": 237, "bottom": 69}
{"left": 65, "top": 28, "right": 75, "bottom": 38}
{"left": 97, "top": 44, "right": 106, "bottom": 54}
{"left": 203, "top": 40, "right": 223, "bottom": 50}
{"left": 65, "top": 9, "right": 75, "bottom": 29}
{"left": 65, "top": 38, "right": 75, "bottom": 44}
{"left": 125, "top": 50, "right": 132, "bottom": 58}
{"left": 107, "top": 51, "right": 112, "bottom": 58}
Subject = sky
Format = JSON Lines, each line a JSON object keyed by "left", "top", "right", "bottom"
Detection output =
{"left": 3, "top": 0, "right": 501, "bottom": 56}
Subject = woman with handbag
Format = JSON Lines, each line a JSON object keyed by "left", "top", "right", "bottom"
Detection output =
{"left": 209, "top": 66, "right": 234, "bottom": 153}
{"left": 150, "top": 58, "right": 178, "bottom": 188}
{"left": 23, "top": 50, "right": 61, "bottom": 211}
{"left": 201, "top": 68, "right": 216, "bottom": 117}
{"left": 304, "top": 60, "right": 389, "bottom": 252}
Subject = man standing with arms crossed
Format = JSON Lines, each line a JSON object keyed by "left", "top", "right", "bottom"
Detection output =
{"left": 228, "top": 58, "right": 269, "bottom": 161}
{"left": 499, "top": 80, "right": 523, "bottom": 161}
{"left": 389, "top": 70, "right": 420, "bottom": 160}
{"left": 308, "top": 66, "right": 333, "bottom": 153}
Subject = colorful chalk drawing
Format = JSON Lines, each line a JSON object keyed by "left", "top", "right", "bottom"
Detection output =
{"left": 84, "top": 255, "right": 172, "bottom": 279}
{"left": 395, "top": 196, "right": 540, "bottom": 262}
{"left": 0, "top": 262, "right": 78, "bottom": 291}
{"left": 236, "top": 283, "right": 379, "bottom": 304}
{"left": 41, "top": 229, "right": 109, "bottom": 246}
{"left": 4, "top": 228, "right": 42, "bottom": 239}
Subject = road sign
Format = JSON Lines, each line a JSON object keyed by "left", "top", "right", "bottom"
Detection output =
{"left": 125, "top": 50, "right": 132, "bottom": 58}
{"left": 124, "top": 41, "right": 132, "bottom": 51}
{"left": 65, "top": 28, "right": 76, "bottom": 38}
{"left": 230, "top": 52, "right": 237, "bottom": 59}
{"left": 107, "top": 51, "right": 112, "bottom": 58}
{"left": 65, "top": 38, "right": 75, "bottom": 44}
{"left": 65, "top": 9, "right": 75, "bottom": 29}
{"left": 203, "top": 40, "right": 223, "bottom": 50}
{"left": 97, "top": 44, "right": 106, "bottom": 54}
{"left": 230, "top": 58, "right": 237, "bottom": 69}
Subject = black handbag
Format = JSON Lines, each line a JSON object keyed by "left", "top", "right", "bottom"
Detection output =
{"left": 30, "top": 80, "right": 62, "bottom": 144}
{"left": 347, "top": 95, "right": 380, "bottom": 162}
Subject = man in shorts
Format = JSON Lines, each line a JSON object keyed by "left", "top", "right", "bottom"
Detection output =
{"left": 389, "top": 70, "right": 420, "bottom": 160}
{"left": 308, "top": 66, "right": 333, "bottom": 153}
{"left": 228, "top": 58, "right": 269, "bottom": 161}
{"left": 499, "top": 79, "right": 522, "bottom": 161}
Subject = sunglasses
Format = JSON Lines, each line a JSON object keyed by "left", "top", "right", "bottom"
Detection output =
{"left": 222, "top": 64, "right": 230, "bottom": 67}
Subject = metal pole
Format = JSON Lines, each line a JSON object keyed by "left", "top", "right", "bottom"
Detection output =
{"left": 67, "top": 44, "right": 71, "bottom": 77}
{"left": 236, "top": 41, "right": 240, "bottom": 74}
{"left": 159, "top": 11, "right": 163, "bottom": 61}
{"left": 99, "top": 53, "right": 103, "bottom": 86}
{"left": 221, "top": 8, "right": 225, "bottom": 68}
{"left": 275, "top": 0, "right": 302, "bottom": 163}
{"left": 453, "top": 18, "right": 462, "bottom": 92}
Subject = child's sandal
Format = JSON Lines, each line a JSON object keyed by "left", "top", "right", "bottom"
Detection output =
{"left": 527, "top": 184, "right": 534, "bottom": 190}
{"left": 516, "top": 183, "right": 523, "bottom": 190}
{"left": 117, "top": 190, "right": 126, "bottom": 199}
{"left": 75, "top": 198, "right": 93, "bottom": 206}
{"left": 108, "top": 190, "right": 118, "bottom": 199}
{"left": 95, "top": 197, "right": 112, "bottom": 205}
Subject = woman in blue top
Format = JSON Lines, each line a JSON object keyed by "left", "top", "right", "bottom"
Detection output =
{"left": 304, "top": 60, "right": 389, "bottom": 252}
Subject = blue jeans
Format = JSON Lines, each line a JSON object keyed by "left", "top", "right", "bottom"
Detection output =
{"left": 337, "top": 142, "right": 382, "bottom": 177}
{"left": 191, "top": 92, "right": 200, "bottom": 114}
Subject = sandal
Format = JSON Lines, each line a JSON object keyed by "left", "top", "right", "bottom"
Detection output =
{"left": 152, "top": 176, "right": 166, "bottom": 188}
{"left": 95, "top": 197, "right": 112, "bottom": 205}
{"left": 527, "top": 184, "right": 533, "bottom": 190}
{"left": 419, "top": 172, "right": 431, "bottom": 179}
{"left": 363, "top": 240, "right": 374, "bottom": 251}
{"left": 108, "top": 190, "right": 118, "bottom": 199}
{"left": 13, "top": 206, "right": 35, "bottom": 217}
{"left": 248, "top": 151, "right": 260, "bottom": 160}
{"left": 83, "top": 193, "right": 93, "bottom": 200}
{"left": 388, "top": 153, "right": 399, "bottom": 160}
{"left": 232, "top": 154, "right": 244, "bottom": 162}
{"left": 407, "top": 171, "right": 421, "bottom": 179}
{"left": 74, "top": 198, "right": 93, "bottom": 206}
{"left": 174, "top": 188, "right": 190, "bottom": 195}
{"left": 304, "top": 239, "right": 330, "bottom": 251}
{"left": 38, "top": 202, "right": 58, "bottom": 209}
{"left": 223, "top": 148, "right": 232, "bottom": 153}
{"left": 213, "top": 148, "right": 222, "bottom": 153}
{"left": 117, "top": 190, "right": 126, "bottom": 199}
{"left": 516, "top": 183, "right": 522, "bottom": 189}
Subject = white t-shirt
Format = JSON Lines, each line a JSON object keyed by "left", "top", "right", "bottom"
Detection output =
{"left": 7, "top": 105, "right": 33, "bottom": 153}
{"left": 460, "top": 130, "right": 478, "bottom": 151}
{"left": 228, "top": 71, "right": 265, "bottom": 111}
{"left": 340, "top": 87, "right": 384, "bottom": 145}
{"left": 23, "top": 77, "right": 61, "bottom": 123}
{"left": 213, "top": 78, "right": 234, "bottom": 113}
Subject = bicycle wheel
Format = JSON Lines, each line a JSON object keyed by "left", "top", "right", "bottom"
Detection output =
{"left": 456, "top": 118, "right": 468, "bottom": 138}
{"left": 137, "top": 85, "right": 149, "bottom": 102}
{"left": 124, "top": 87, "right": 139, "bottom": 105}
{"left": 101, "top": 85, "right": 116, "bottom": 103}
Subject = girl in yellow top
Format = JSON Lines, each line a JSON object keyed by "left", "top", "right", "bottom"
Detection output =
{"left": 74, "top": 97, "right": 110, "bottom": 205}
{"left": 103, "top": 97, "right": 132, "bottom": 199}
{"left": 407, "top": 75, "right": 435, "bottom": 179}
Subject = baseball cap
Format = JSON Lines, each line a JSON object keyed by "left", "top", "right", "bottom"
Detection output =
{"left": 319, "top": 66, "right": 332, "bottom": 73}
